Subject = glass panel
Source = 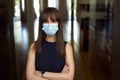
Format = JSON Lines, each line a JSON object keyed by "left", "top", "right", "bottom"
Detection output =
{"left": 48, "top": 0, "right": 59, "bottom": 8}
{"left": 14, "top": 0, "right": 20, "bottom": 17}
{"left": 21, "top": 0, "right": 25, "bottom": 11}
{"left": 76, "top": 0, "right": 114, "bottom": 79}
{"left": 33, "top": 0, "right": 40, "bottom": 40}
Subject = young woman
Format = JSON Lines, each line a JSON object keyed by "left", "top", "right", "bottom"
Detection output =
{"left": 26, "top": 7, "right": 75, "bottom": 80}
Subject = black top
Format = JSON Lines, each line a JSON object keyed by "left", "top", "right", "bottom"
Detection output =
{"left": 35, "top": 40, "right": 66, "bottom": 72}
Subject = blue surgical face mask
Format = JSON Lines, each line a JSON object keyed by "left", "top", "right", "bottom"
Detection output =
{"left": 42, "top": 23, "right": 59, "bottom": 36}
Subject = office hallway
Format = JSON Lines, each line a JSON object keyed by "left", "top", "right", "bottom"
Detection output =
{"left": 13, "top": 17, "right": 111, "bottom": 80}
{"left": 1, "top": 0, "right": 120, "bottom": 80}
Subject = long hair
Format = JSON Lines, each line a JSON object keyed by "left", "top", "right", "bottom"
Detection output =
{"left": 34, "top": 7, "right": 65, "bottom": 57}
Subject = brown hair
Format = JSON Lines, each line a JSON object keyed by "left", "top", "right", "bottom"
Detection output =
{"left": 34, "top": 7, "right": 65, "bottom": 57}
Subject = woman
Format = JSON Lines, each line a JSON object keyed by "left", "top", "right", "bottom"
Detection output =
{"left": 26, "top": 7, "right": 75, "bottom": 80}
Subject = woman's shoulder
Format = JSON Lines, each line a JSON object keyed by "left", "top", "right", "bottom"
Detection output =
{"left": 64, "top": 41, "right": 72, "bottom": 48}
{"left": 64, "top": 41, "right": 73, "bottom": 56}
{"left": 27, "top": 42, "right": 36, "bottom": 60}
{"left": 30, "top": 42, "right": 36, "bottom": 48}
{"left": 29, "top": 41, "right": 36, "bottom": 53}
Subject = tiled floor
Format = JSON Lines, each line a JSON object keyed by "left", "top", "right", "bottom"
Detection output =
{"left": 13, "top": 17, "right": 111, "bottom": 80}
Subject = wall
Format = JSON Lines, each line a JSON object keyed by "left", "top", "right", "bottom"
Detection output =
{"left": 111, "top": 0, "right": 120, "bottom": 79}
{"left": 0, "top": 0, "right": 17, "bottom": 80}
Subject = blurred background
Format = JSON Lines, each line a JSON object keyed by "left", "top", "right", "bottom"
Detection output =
{"left": 0, "top": 0, "right": 120, "bottom": 80}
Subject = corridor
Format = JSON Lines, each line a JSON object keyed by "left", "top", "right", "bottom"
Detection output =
{"left": 1, "top": 0, "right": 118, "bottom": 80}
{"left": 13, "top": 0, "right": 112, "bottom": 80}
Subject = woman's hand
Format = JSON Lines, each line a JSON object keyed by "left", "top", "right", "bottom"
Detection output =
{"left": 62, "top": 64, "right": 69, "bottom": 73}
{"left": 35, "top": 70, "right": 41, "bottom": 76}
{"left": 35, "top": 70, "right": 49, "bottom": 80}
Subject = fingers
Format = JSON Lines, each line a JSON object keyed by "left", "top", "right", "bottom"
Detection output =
{"left": 35, "top": 70, "right": 41, "bottom": 76}
{"left": 62, "top": 64, "right": 69, "bottom": 73}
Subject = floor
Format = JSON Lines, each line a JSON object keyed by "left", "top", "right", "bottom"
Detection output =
{"left": 13, "top": 17, "right": 111, "bottom": 80}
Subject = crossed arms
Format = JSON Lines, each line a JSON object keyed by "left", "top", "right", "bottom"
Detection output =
{"left": 26, "top": 42, "right": 75, "bottom": 80}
